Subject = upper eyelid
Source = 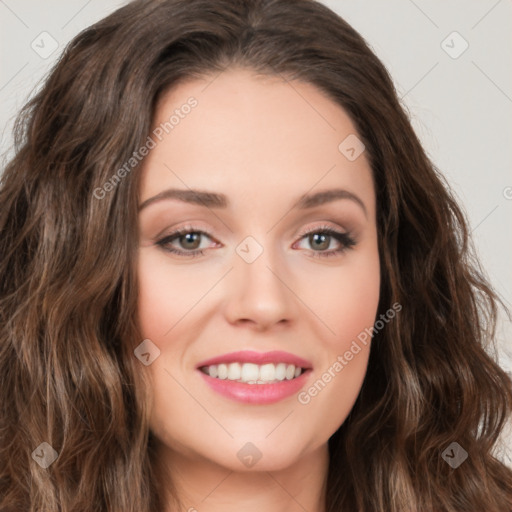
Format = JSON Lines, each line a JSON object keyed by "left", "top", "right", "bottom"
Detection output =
{"left": 163, "top": 223, "right": 347, "bottom": 236}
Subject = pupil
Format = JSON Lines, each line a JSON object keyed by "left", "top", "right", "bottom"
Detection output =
{"left": 311, "top": 233, "right": 329, "bottom": 250}
{"left": 181, "top": 233, "right": 200, "bottom": 249}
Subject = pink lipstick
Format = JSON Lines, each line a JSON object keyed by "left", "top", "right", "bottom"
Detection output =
{"left": 196, "top": 350, "right": 312, "bottom": 404}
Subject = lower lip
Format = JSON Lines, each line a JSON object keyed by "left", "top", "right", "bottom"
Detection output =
{"left": 197, "top": 369, "right": 311, "bottom": 404}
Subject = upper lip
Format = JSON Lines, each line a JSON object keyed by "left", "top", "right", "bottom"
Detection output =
{"left": 196, "top": 350, "right": 313, "bottom": 370}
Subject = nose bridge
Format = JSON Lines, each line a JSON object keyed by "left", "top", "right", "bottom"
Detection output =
{"left": 237, "top": 232, "right": 288, "bottom": 297}
{"left": 223, "top": 232, "right": 295, "bottom": 328}
{"left": 237, "top": 235, "right": 282, "bottom": 290}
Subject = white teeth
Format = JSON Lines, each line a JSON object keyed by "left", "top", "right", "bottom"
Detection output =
{"left": 275, "top": 363, "right": 286, "bottom": 381}
{"left": 285, "top": 364, "right": 295, "bottom": 380}
{"left": 241, "top": 363, "right": 259, "bottom": 382}
{"left": 259, "top": 363, "right": 275, "bottom": 381}
{"left": 227, "top": 362, "right": 241, "bottom": 380}
{"left": 202, "top": 362, "right": 305, "bottom": 383}
{"left": 217, "top": 363, "right": 228, "bottom": 379}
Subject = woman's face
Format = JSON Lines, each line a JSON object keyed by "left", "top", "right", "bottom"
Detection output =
{"left": 137, "top": 67, "right": 380, "bottom": 472}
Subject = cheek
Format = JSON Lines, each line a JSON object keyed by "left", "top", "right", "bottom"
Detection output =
{"left": 295, "top": 266, "right": 379, "bottom": 441}
{"left": 294, "top": 250, "right": 379, "bottom": 415}
{"left": 136, "top": 250, "right": 206, "bottom": 341}
{"left": 137, "top": 267, "right": 170, "bottom": 343}
{"left": 301, "top": 251, "right": 381, "bottom": 348}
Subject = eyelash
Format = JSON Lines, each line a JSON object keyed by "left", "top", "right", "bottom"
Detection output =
{"left": 155, "top": 224, "right": 356, "bottom": 259}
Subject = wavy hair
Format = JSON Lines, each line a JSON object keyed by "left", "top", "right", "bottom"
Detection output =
{"left": 1, "top": 0, "right": 511, "bottom": 510}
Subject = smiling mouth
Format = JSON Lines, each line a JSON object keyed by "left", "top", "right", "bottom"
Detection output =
{"left": 199, "top": 362, "right": 306, "bottom": 384}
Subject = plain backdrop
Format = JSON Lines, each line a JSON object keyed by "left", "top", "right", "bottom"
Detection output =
{"left": 1, "top": 0, "right": 511, "bottom": 462}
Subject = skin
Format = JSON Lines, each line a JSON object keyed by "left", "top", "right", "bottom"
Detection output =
{"left": 136, "top": 67, "right": 380, "bottom": 512}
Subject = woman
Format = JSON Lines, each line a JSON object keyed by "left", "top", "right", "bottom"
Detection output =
{"left": 1, "top": 0, "right": 511, "bottom": 511}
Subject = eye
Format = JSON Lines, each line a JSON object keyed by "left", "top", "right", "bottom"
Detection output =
{"left": 155, "top": 224, "right": 356, "bottom": 259}
{"left": 294, "top": 226, "right": 356, "bottom": 258}
{"left": 155, "top": 227, "right": 217, "bottom": 258}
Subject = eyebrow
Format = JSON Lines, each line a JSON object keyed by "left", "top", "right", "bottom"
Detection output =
{"left": 138, "top": 187, "right": 367, "bottom": 217}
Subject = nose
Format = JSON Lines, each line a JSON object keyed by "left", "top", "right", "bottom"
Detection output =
{"left": 222, "top": 242, "right": 297, "bottom": 331}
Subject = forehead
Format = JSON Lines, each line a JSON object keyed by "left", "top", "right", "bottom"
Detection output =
{"left": 139, "top": 67, "right": 374, "bottom": 215}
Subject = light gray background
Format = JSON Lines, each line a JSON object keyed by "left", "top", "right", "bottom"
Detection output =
{"left": 1, "top": 0, "right": 511, "bottom": 464}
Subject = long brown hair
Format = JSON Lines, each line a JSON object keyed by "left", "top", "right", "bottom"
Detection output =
{"left": 1, "top": 0, "right": 511, "bottom": 510}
